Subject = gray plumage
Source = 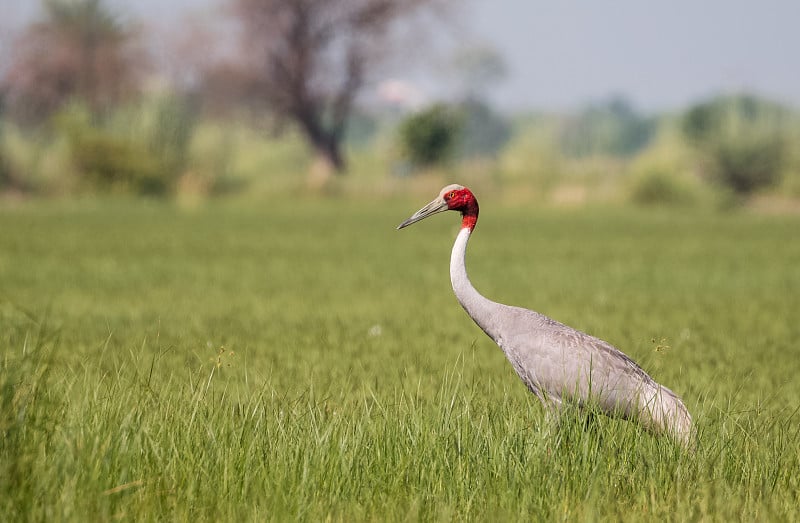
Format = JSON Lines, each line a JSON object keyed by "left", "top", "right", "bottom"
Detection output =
{"left": 399, "top": 184, "right": 693, "bottom": 446}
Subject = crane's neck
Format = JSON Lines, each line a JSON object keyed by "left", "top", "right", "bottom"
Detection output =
{"left": 450, "top": 226, "right": 496, "bottom": 335}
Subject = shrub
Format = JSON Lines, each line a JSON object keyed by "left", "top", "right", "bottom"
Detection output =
{"left": 55, "top": 104, "right": 161, "bottom": 194}
{"left": 52, "top": 96, "right": 198, "bottom": 196}
{"left": 629, "top": 167, "right": 698, "bottom": 207}
{"left": 398, "top": 104, "right": 462, "bottom": 167}
{"left": 68, "top": 130, "right": 165, "bottom": 194}
{"left": 625, "top": 127, "right": 720, "bottom": 208}
{"left": 709, "top": 135, "right": 784, "bottom": 195}
{"left": 682, "top": 95, "right": 788, "bottom": 196}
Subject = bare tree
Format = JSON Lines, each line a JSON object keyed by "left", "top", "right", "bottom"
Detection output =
{"left": 1, "top": 0, "right": 148, "bottom": 124}
{"left": 230, "top": 0, "right": 447, "bottom": 174}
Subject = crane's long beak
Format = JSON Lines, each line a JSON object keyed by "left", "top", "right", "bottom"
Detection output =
{"left": 397, "top": 198, "right": 448, "bottom": 229}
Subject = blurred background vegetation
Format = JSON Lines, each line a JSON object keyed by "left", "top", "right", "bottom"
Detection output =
{"left": 0, "top": 0, "right": 798, "bottom": 210}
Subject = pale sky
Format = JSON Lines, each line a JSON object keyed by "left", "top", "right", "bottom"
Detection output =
{"left": 2, "top": 0, "right": 799, "bottom": 112}
{"left": 466, "top": 0, "right": 800, "bottom": 111}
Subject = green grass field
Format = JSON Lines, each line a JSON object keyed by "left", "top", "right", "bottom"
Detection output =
{"left": 2, "top": 198, "right": 799, "bottom": 521}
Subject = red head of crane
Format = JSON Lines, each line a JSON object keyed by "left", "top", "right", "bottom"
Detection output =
{"left": 398, "top": 184, "right": 693, "bottom": 446}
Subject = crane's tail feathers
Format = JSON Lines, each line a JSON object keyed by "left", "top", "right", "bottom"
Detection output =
{"left": 639, "top": 385, "right": 694, "bottom": 447}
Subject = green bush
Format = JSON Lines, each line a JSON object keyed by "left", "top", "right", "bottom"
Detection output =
{"left": 69, "top": 130, "right": 165, "bottom": 194}
{"left": 55, "top": 105, "right": 161, "bottom": 194}
{"left": 629, "top": 168, "right": 698, "bottom": 207}
{"left": 710, "top": 135, "right": 784, "bottom": 195}
{"left": 51, "top": 96, "right": 198, "bottom": 196}
{"left": 682, "top": 95, "right": 788, "bottom": 196}
{"left": 625, "top": 128, "right": 716, "bottom": 207}
{"left": 0, "top": 122, "right": 75, "bottom": 195}
{"left": 398, "top": 104, "right": 462, "bottom": 167}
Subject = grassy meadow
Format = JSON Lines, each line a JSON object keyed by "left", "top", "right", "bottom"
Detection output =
{"left": 1, "top": 197, "right": 799, "bottom": 521}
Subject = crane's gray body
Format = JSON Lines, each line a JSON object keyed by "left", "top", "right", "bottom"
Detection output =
{"left": 398, "top": 184, "right": 693, "bottom": 445}
{"left": 450, "top": 227, "right": 693, "bottom": 444}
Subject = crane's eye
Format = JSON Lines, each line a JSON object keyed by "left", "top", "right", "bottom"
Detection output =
{"left": 449, "top": 191, "right": 456, "bottom": 199}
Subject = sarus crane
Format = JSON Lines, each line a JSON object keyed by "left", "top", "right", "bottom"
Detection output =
{"left": 397, "top": 184, "right": 693, "bottom": 446}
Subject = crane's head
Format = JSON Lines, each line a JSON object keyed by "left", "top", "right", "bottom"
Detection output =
{"left": 397, "top": 184, "right": 479, "bottom": 230}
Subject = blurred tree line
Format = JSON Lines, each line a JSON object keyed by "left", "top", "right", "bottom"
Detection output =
{"left": 0, "top": 0, "right": 450, "bottom": 194}
{"left": 1, "top": 0, "right": 798, "bottom": 206}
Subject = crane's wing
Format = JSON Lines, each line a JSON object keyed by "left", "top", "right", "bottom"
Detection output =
{"left": 479, "top": 303, "right": 691, "bottom": 440}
